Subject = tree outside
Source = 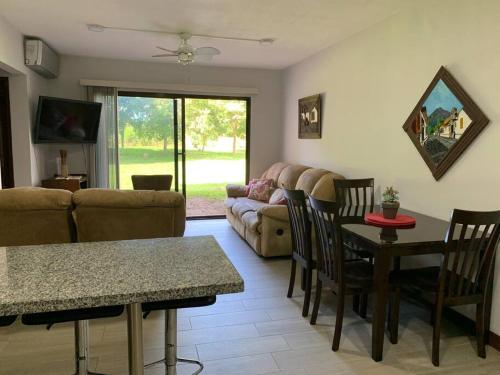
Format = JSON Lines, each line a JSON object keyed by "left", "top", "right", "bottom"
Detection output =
{"left": 117, "top": 96, "right": 247, "bottom": 216}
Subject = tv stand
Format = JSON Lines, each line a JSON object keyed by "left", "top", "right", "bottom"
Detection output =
{"left": 41, "top": 174, "right": 88, "bottom": 192}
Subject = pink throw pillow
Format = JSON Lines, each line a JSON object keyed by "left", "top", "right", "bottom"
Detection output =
{"left": 269, "top": 188, "right": 287, "bottom": 205}
{"left": 245, "top": 178, "right": 259, "bottom": 196}
{"left": 247, "top": 179, "right": 275, "bottom": 202}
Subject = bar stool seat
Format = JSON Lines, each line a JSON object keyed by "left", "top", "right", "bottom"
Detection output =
{"left": 0, "top": 316, "right": 16, "bottom": 326}
{"left": 22, "top": 305, "right": 124, "bottom": 325}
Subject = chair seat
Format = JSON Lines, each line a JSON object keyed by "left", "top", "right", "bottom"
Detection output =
{"left": 345, "top": 260, "right": 374, "bottom": 289}
{"left": 142, "top": 296, "right": 216, "bottom": 312}
{"left": 391, "top": 266, "right": 441, "bottom": 292}
{"left": 22, "top": 305, "right": 124, "bottom": 325}
{"left": 0, "top": 315, "right": 17, "bottom": 326}
{"left": 344, "top": 241, "right": 372, "bottom": 260}
{"left": 391, "top": 266, "right": 482, "bottom": 304}
{"left": 319, "top": 260, "right": 373, "bottom": 290}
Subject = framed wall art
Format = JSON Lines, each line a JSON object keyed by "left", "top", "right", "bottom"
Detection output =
{"left": 298, "top": 94, "right": 321, "bottom": 139}
{"left": 402, "top": 66, "right": 489, "bottom": 180}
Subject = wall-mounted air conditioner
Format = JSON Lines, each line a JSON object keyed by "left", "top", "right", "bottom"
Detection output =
{"left": 24, "top": 39, "right": 59, "bottom": 79}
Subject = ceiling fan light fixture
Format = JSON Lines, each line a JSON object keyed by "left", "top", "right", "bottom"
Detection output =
{"left": 178, "top": 51, "right": 194, "bottom": 65}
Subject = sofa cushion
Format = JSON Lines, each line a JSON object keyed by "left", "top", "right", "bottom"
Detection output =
{"left": 278, "top": 165, "right": 311, "bottom": 189}
{"left": 269, "top": 188, "right": 286, "bottom": 205}
{"left": 0, "top": 187, "right": 72, "bottom": 210}
{"left": 261, "top": 162, "right": 290, "bottom": 183}
{"left": 73, "top": 189, "right": 186, "bottom": 241}
{"left": 73, "top": 188, "right": 184, "bottom": 208}
{"left": 310, "top": 172, "right": 345, "bottom": 201}
{"left": 231, "top": 198, "right": 268, "bottom": 218}
{"left": 224, "top": 198, "right": 237, "bottom": 209}
{"left": 241, "top": 211, "right": 260, "bottom": 232}
{"left": 295, "top": 168, "right": 330, "bottom": 195}
{"left": 0, "top": 188, "right": 74, "bottom": 247}
{"left": 247, "top": 179, "right": 275, "bottom": 202}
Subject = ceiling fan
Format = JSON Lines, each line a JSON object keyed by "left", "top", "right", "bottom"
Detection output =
{"left": 87, "top": 24, "right": 275, "bottom": 66}
{"left": 152, "top": 32, "right": 220, "bottom": 65}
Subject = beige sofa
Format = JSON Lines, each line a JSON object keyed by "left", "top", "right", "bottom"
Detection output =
{"left": 225, "top": 162, "right": 344, "bottom": 257}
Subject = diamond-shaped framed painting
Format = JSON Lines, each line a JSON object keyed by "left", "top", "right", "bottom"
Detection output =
{"left": 402, "top": 66, "right": 489, "bottom": 180}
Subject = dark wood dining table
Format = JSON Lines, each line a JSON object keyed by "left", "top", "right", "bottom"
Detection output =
{"left": 339, "top": 205, "right": 450, "bottom": 361}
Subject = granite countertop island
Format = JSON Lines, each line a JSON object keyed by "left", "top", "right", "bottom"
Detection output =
{"left": 0, "top": 235, "right": 244, "bottom": 316}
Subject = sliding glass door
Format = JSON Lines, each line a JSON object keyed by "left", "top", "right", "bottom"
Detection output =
{"left": 117, "top": 93, "right": 249, "bottom": 218}
{"left": 117, "top": 95, "right": 177, "bottom": 190}
{"left": 183, "top": 98, "right": 248, "bottom": 217}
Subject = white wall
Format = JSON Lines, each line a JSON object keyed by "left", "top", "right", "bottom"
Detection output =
{"left": 282, "top": 0, "right": 500, "bottom": 332}
{"left": 40, "top": 55, "right": 283, "bottom": 180}
{"left": 0, "top": 15, "right": 49, "bottom": 186}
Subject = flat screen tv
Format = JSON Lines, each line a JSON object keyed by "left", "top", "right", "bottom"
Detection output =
{"left": 34, "top": 96, "right": 102, "bottom": 144}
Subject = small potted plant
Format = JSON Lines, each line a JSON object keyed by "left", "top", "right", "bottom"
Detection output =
{"left": 382, "top": 186, "right": 400, "bottom": 219}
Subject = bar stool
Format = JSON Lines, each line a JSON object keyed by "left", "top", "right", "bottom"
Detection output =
{"left": 142, "top": 297, "right": 216, "bottom": 374}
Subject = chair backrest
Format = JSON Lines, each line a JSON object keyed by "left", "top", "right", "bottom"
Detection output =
{"left": 0, "top": 187, "right": 74, "bottom": 246}
{"left": 131, "top": 175, "right": 173, "bottom": 191}
{"left": 309, "top": 195, "right": 344, "bottom": 284}
{"left": 334, "top": 178, "right": 375, "bottom": 208}
{"left": 72, "top": 189, "right": 185, "bottom": 242}
{"left": 440, "top": 209, "right": 500, "bottom": 300}
{"left": 284, "top": 189, "right": 312, "bottom": 262}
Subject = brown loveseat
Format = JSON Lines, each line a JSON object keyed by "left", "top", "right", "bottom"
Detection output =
{"left": 0, "top": 187, "right": 186, "bottom": 243}
{"left": 225, "top": 162, "right": 344, "bottom": 257}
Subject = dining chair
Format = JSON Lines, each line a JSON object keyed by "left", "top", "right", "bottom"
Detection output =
{"left": 334, "top": 178, "right": 375, "bottom": 318}
{"left": 308, "top": 195, "right": 374, "bottom": 351}
{"left": 0, "top": 187, "right": 123, "bottom": 375}
{"left": 72, "top": 188, "right": 207, "bottom": 374}
{"left": 132, "top": 174, "right": 173, "bottom": 191}
{"left": 388, "top": 209, "right": 500, "bottom": 366}
{"left": 284, "top": 188, "right": 315, "bottom": 317}
{"left": 334, "top": 178, "right": 375, "bottom": 208}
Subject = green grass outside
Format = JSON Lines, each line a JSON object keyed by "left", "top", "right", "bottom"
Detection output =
{"left": 118, "top": 146, "right": 245, "bottom": 200}
{"left": 186, "top": 183, "right": 229, "bottom": 200}
{"left": 119, "top": 146, "right": 245, "bottom": 164}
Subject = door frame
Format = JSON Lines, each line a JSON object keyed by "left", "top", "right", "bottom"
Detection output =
{"left": 0, "top": 77, "right": 14, "bottom": 188}
{"left": 118, "top": 91, "right": 251, "bottom": 218}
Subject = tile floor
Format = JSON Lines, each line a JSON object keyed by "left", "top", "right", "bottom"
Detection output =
{"left": 1, "top": 219, "right": 500, "bottom": 374}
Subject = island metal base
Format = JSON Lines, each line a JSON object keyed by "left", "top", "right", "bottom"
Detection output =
{"left": 144, "top": 309, "right": 203, "bottom": 375}
{"left": 74, "top": 320, "right": 105, "bottom": 375}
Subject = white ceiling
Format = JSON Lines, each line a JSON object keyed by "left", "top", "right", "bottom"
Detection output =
{"left": 0, "top": 0, "right": 411, "bottom": 69}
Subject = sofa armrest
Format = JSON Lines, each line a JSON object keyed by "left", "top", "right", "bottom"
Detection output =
{"left": 226, "top": 184, "right": 248, "bottom": 198}
{"left": 258, "top": 205, "right": 289, "bottom": 222}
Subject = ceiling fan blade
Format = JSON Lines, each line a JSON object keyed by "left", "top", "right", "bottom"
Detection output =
{"left": 156, "top": 46, "right": 178, "bottom": 53}
{"left": 195, "top": 54, "right": 214, "bottom": 62}
{"left": 152, "top": 53, "right": 178, "bottom": 58}
{"left": 195, "top": 47, "right": 220, "bottom": 56}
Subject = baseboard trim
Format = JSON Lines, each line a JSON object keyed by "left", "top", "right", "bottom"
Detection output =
{"left": 489, "top": 331, "right": 500, "bottom": 351}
